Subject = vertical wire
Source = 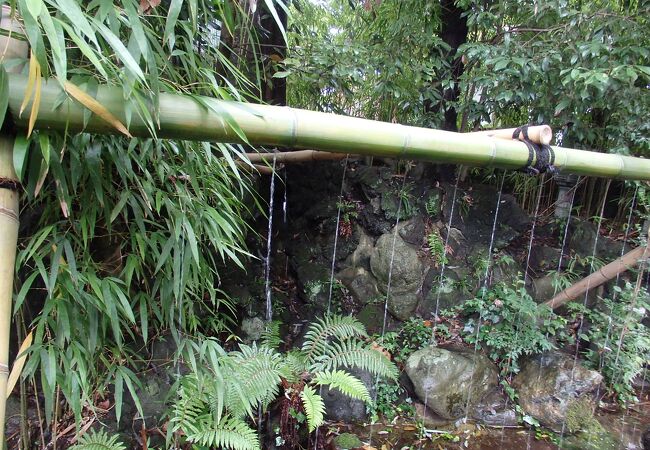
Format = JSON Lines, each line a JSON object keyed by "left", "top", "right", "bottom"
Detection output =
{"left": 369, "top": 162, "right": 411, "bottom": 447}
{"left": 462, "top": 172, "right": 506, "bottom": 420}
{"left": 558, "top": 179, "right": 612, "bottom": 448}
{"left": 313, "top": 156, "right": 350, "bottom": 449}
{"left": 417, "top": 167, "right": 462, "bottom": 449}
{"left": 522, "top": 175, "right": 580, "bottom": 450}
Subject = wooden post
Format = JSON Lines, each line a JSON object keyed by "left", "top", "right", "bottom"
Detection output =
{"left": 0, "top": 6, "right": 27, "bottom": 448}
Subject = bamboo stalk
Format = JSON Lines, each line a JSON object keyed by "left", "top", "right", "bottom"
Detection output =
{"left": 235, "top": 160, "right": 274, "bottom": 175}
{"left": 544, "top": 244, "right": 649, "bottom": 310}
{"left": 4, "top": 75, "right": 650, "bottom": 180}
{"left": 0, "top": 7, "right": 27, "bottom": 448}
{"left": 468, "top": 125, "right": 553, "bottom": 145}
{"left": 244, "top": 150, "right": 349, "bottom": 163}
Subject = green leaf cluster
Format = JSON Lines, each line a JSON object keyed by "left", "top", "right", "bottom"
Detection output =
{"left": 170, "top": 315, "right": 398, "bottom": 448}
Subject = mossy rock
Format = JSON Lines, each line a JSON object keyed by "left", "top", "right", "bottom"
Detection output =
{"left": 333, "top": 433, "right": 364, "bottom": 449}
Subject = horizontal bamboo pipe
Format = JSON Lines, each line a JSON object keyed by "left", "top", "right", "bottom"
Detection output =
{"left": 245, "top": 150, "right": 349, "bottom": 163}
{"left": 544, "top": 244, "right": 649, "bottom": 310}
{"left": 468, "top": 125, "right": 553, "bottom": 145}
{"left": 5, "top": 75, "right": 650, "bottom": 181}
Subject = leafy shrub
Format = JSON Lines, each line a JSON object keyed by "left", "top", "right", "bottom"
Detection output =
{"left": 378, "top": 318, "right": 434, "bottom": 364}
{"left": 569, "top": 283, "right": 650, "bottom": 403}
{"left": 459, "top": 280, "right": 570, "bottom": 375}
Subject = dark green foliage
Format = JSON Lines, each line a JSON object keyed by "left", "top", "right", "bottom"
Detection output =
{"left": 378, "top": 317, "right": 434, "bottom": 364}
{"left": 459, "top": 280, "right": 570, "bottom": 375}
{"left": 569, "top": 283, "right": 650, "bottom": 403}
{"left": 69, "top": 430, "right": 126, "bottom": 450}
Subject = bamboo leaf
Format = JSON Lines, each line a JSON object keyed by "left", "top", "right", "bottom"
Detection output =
{"left": 19, "top": 51, "right": 37, "bottom": 117}
{"left": 53, "top": 0, "right": 98, "bottom": 47}
{"left": 63, "top": 81, "right": 132, "bottom": 137}
{"left": 6, "top": 331, "right": 34, "bottom": 398}
{"left": 263, "top": 0, "right": 287, "bottom": 44}
{"left": 92, "top": 19, "right": 146, "bottom": 83}
{"left": 27, "top": 62, "right": 43, "bottom": 136}
{"left": 164, "top": 0, "right": 183, "bottom": 50}
{"left": 114, "top": 369, "right": 124, "bottom": 423}
{"left": 24, "top": 0, "right": 42, "bottom": 20}
{"left": 12, "top": 135, "right": 30, "bottom": 184}
{"left": 0, "top": 66, "right": 8, "bottom": 127}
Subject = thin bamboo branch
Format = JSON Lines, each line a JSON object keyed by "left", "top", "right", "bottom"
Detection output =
{"left": 235, "top": 160, "right": 274, "bottom": 175}
{"left": 244, "top": 150, "right": 349, "bottom": 163}
{"left": 544, "top": 244, "right": 649, "bottom": 310}
{"left": 4, "top": 76, "right": 650, "bottom": 180}
{"left": 0, "top": 7, "right": 27, "bottom": 448}
{"left": 468, "top": 125, "right": 553, "bottom": 145}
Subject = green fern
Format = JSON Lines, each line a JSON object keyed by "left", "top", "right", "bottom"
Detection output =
{"left": 312, "top": 339, "right": 399, "bottom": 380}
{"left": 69, "top": 430, "right": 126, "bottom": 450}
{"left": 226, "top": 344, "right": 289, "bottom": 417}
{"left": 302, "top": 315, "right": 367, "bottom": 363}
{"left": 186, "top": 416, "right": 260, "bottom": 450}
{"left": 313, "top": 370, "right": 371, "bottom": 403}
{"left": 300, "top": 385, "right": 326, "bottom": 432}
{"left": 261, "top": 320, "right": 283, "bottom": 349}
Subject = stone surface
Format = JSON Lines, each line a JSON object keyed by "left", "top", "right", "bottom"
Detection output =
{"left": 405, "top": 346, "right": 499, "bottom": 420}
{"left": 370, "top": 224, "right": 425, "bottom": 320}
{"left": 472, "top": 389, "right": 518, "bottom": 427}
{"left": 322, "top": 368, "right": 375, "bottom": 422}
{"left": 568, "top": 220, "right": 623, "bottom": 261}
{"left": 240, "top": 317, "right": 266, "bottom": 343}
{"left": 512, "top": 351, "right": 603, "bottom": 432}
{"left": 531, "top": 274, "right": 558, "bottom": 303}
{"left": 528, "top": 246, "right": 563, "bottom": 275}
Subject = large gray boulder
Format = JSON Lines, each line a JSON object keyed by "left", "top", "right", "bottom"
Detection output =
{"left": 370, "top": 224, "right": 425, "bottom": 320}
{"left": 513, "top": 352, "right": 603, "bottom": 432}
{"left": 405, "top": 346, "right": 499, "bottom": 420}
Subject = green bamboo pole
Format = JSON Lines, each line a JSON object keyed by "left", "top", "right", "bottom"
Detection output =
{"left": 0, "top": 6, "right": 27, "bottom": 449}
{"left": 4, "top": 76, "right": 650, "bottom": 180}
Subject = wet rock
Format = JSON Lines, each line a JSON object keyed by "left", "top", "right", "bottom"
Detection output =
{"left": 472, "top": 389, "right": 517, "bottom": 427}
{"left": 643, "top": 427, "right": 650, "bottom": 450}
{"left": 241, "top": 317, "right": 266, "bottom": 343}
{"left": 405, "top": 346, "right": 499, "bottom": 420}
{"left": 529, "top": 246, "right": 563, "bottom": 275}
{"left": 531, "top": 274, "right": 558, "bottom": 303}
{"left": 398, "top": 215, "right": 426, "bottom": 246}
{"left": 322, "top": 368, "right": 375, "bottom": 422}
{"left": 413, "top": 402, "right": 451, "bottom": 428}
{"left": 338, "top": 267, "right": 380, "bottom": 306}
{"left": 512, "top": 351, "right": 603, "bottom": 432}
{"left": 370, "top": 224, "right": 425, "bottom": 320}
{"left": 418, "top": 268, "right": 471, "bottom": 315}
{"left": 568, "top": 220, "right": 623, "bottom": 261}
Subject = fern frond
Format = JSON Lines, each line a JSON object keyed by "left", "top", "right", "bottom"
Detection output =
{"left": 225, "top": 344, "right": 286, "bottom": 417}
{"left": 313, "top": 370, "right": 371, "bottom": 403}
{"left": 261, "top": 320, "right": 282, "bottom": 349}
{"left": 312, "top": 340, "right": 398, "bottom": 380}
{"left": 300, "top": 385, "right": 326, "bottom": 432}
{"left": 186, "top": 416, "right": 260, "bottom": 450}
{"left": 169, "top": 374, "right": 213, "bottom": 436}
{"left": 69, "top": 430, "right": 126, "bottom": 450}
{"left": 302, "top": 315, "right": 367, "bottom": 363}
{"left": 283, "top": 349, "right": 307, "bottom": 382}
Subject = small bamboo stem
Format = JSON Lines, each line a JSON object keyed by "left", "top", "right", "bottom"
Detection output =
{"left": 468, "top": 125, "right": 553, "bottom": 145}
{"left": 244, "top": 150, "right": 349, "bottom": 164}
{"left": 0, "top": 7, "right": 27, "bottom": 448}
{"left": 544, "top": 244, "right": 648, "bottom": 310}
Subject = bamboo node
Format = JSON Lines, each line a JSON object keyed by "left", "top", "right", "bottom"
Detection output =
{"left": 0, "top": 363, "right": 7, "bottom": 375}
{"left": 0, "top": 206, "right": 18, "bottom": 223}
{"left": 0, "top": 177, "right": 21, "bottom": 192}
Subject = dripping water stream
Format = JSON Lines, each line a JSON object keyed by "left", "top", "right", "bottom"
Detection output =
{"left": 264, "top": 156, "right": 278, "bottom": 322}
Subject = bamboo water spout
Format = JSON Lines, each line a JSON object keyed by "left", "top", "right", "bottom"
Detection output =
{"left": 4, "top": 75, "right": 650, "bottom": 181}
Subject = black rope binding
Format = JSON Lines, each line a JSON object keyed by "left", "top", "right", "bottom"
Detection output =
{"left": 512, "top": 125, "right": 556, "bottom": 175}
